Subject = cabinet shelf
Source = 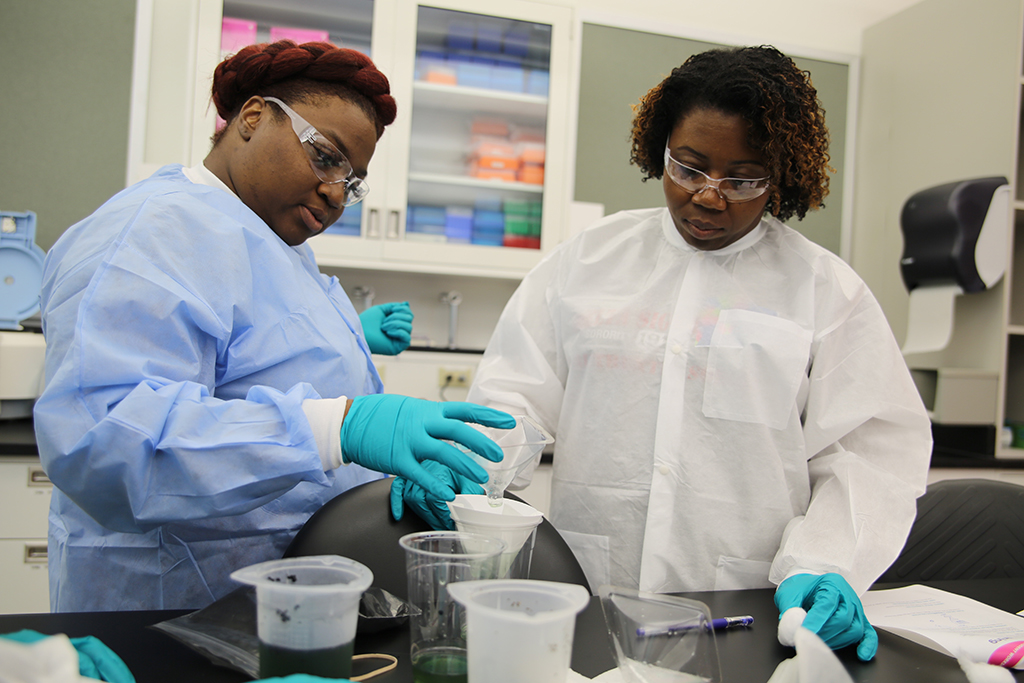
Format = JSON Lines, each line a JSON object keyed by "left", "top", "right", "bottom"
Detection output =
{"left": 407, "top": 173, "right": 543, "bottom": 205}
{"left": 413, "top": 81, "right": 548, "bottom": 117}
{"left": 408, "top": 171, "right": 543, "bottom": 193}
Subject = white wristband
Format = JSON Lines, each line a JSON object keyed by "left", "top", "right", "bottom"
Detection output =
{"left": 301, "top": 396, "right": 348, "bottom": 470}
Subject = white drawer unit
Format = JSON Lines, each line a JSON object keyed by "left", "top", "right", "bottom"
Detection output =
{"left": 0, "top": 456, "right": 51, "bottom": 614}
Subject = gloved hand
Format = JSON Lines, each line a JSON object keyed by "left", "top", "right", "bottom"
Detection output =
{"left": 390, "top": 459, "right": 485, "bottom": 529}
{"left": 359, "top": 302, "right": 413, "bottom": 355}
{"left": 774, "top": 573, "right": 878, "bottom": 662}
{"left": 340, "top": 395, "right": 513, "bottom": 502}
{"left": 1, "top": 629, "right": 136, "bottom": 682}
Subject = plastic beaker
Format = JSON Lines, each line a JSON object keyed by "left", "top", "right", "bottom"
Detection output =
{"left": 457, "top": 415, "right": 553, "bottom": 506}
{"left": 399, "top": 531, "right": 507, "bottom": 683}
{"left": 599, "top": 585, "right": 721, "bottom": 683}
{"left": 447, "top": 579, "right": 591, "bottom": 683}
{"left": 447, "top": 494, "right": 544, "bottom": 578}
{"left": 230, "top": 555, "right": 372, "bottom": 679}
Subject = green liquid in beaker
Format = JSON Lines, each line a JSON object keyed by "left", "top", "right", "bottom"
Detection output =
{"left": 259, "top": 639, "right": 354, "bottom": 678}
{"left": 412, "top": 647, "right": 469, "bottom": 683}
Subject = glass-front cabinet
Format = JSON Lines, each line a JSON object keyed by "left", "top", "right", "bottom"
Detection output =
{"left": 131, "top": 0, "right": 575, "bottom": 278}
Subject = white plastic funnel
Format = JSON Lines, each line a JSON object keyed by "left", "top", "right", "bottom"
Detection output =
{"left": 448, "top": 579, "right": 590, "bottom": 683}
{"left": 459, "top": 415, "right": 553, "bottom": 506}
{"left": 448, "top": 494, "right": 544, "bottom": 577}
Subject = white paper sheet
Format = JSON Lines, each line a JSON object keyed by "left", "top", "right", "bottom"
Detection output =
{"left": 863, "top": 585, "right": 1024, "bottom": 668}
{"left": 901, "top": 284, "right": 962, "bottom": 355}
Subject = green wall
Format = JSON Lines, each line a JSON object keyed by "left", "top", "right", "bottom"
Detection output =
{"left": 574, "top": 23, "right": 848, "bottom": 256}
{"left": 0, "top": 0, "right": 136, "bottom": 251}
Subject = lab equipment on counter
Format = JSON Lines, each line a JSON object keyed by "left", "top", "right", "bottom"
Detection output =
{"left": 599, "top": 586, "right": 722, "bottom": 683}
{"left": 447, "top": 493, "right": 544, "bottom": 578}
{"left": 456, "top": 414, "right": 553, "bottom": 506}
{"left": 0, "top": 210, "right": 46, "bottom": 419}
{"left": 399, "top": 530, "right": 506, "bottom": 683}
{"left": 448, "top": 579, "right": 590, "bottom": 683}
{"left": 230, "top": 555, "right": 372, "bottom": 679}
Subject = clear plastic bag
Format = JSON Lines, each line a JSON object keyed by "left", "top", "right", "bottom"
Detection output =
{"left": 151, "top": 586, "right": 416, "bottom": 678}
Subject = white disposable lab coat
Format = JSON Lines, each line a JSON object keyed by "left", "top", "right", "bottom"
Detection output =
{"left": 467, "top": 208, "right": 931, "bottom": 594}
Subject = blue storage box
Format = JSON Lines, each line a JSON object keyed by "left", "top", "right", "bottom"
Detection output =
{"left": 456, "top": 62, "right": 491, "bottom": 89}
{"left": 526, "top": 70, "right": 550, "bottom": 96}
{"left": 409, "top": 205, "right": 447, "bottom": 226}
{"left": 473, "top": 210, "right": 505, "bottom": 230}
{"left": 476, "top": 21, "right": 503, "bottom": 53}
{"left": 446, "top": 21, "right": 475, "bottom": 50}
{"left": 491, "top": 65, "right": 524, "bottom": 92}
{"left": 502, "top": 26, "right": 531, "bottom": 57}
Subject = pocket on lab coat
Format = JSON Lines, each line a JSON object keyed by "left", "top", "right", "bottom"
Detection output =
{"left": 702, "top": 309, "right": 812, "bottom": 430}
{"left": 558, "top": 529, "right": 610, "bottom": 594}
{"left": 715, "top": 556, "right": 775, "bottom": 590}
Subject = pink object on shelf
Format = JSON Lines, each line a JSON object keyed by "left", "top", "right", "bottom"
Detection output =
{"left": 221, "top": 17, "right": 256, "bottom": 55}
{"left": 270, "top": 26, "right": 330, "bottom": 44}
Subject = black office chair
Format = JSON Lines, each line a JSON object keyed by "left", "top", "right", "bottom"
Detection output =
{"left": 284, "top": 477, "right": 590, "bottom": 599}
{"left": 877, "top": 478, "right": 1024, "bottom": 582}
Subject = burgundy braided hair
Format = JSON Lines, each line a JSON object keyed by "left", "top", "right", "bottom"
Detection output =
{"left": 211, "top": 40, "right": 397, "bottom": 143}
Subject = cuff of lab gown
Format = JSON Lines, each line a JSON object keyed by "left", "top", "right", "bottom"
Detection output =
{"left": 777, "top": 567, "right": 826, "bottom": 587}
{"left": 302, "top": 396, "right": 348, "bottom": 470}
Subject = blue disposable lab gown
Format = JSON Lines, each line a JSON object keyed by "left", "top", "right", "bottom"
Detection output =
{"left": 33, "top": 165, "right": 384, "bottom": 612}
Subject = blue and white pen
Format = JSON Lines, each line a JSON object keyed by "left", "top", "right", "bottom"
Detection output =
{"left": 636, "top": 615, "right": 754, "bottom": 636}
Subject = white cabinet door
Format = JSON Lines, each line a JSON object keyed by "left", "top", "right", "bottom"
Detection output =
{"left": 0, "top": 458, "right": 52, "bottom": 614}
{"left": 361, "top": 0, "right": 574, "bottom": 277}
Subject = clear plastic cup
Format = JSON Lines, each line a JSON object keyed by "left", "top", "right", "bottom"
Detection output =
{"left": 230, "top": 555, "right": 372, "bottom": 679}
{"left": 447, "top": 579, "right": 591, "bottom": 683}
{"left": 399, "top": 531, "right": 507, "bottom": 683}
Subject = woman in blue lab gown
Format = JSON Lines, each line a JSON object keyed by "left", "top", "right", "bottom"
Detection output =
{"left": 33, "top": 41, "right": 511, "bottom": 612}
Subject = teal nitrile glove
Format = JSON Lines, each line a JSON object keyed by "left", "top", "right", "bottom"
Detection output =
{"left": 340, "top": 395, "right": 513, "bottom": 502}
{"left": 1, "top": 629, "right": 136, "bottom": 682}
{"left": 359, "top": 302, "right": 413, "bottom": 355}
{"left": 774, "top": 573, "right": 878, "bottom": 661}
{"left": 390, "top": 459, "right": 486, "bottom": 530}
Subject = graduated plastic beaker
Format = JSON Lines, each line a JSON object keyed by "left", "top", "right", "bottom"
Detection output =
{"left": 230, "top": 555, "right": 372, "bottom": 679}
{"left": 447, "top": 579, "right": 591, "bottom": 683}
{"left": 399, "top": 531, "right": 507, "bottom": 683}
{"left": 457, "top": 415, "right": 553, "bottom": 506}
{"left": 447, "top": 494, "right": 544, "bottom": 578}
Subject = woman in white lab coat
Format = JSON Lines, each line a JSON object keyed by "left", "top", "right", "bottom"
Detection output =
{"left": 467, "top": 46, "right": 932, "bottom": 661}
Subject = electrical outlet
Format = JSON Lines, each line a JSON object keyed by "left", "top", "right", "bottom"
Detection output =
{"left": 439, "top": 367, "right": 473, "bottom": 388}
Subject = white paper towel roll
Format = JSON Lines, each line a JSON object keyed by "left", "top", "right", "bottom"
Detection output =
{"left": 901, "top": 284, "right": 963, "bottom": 356}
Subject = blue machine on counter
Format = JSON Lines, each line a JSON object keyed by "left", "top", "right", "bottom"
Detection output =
{"left": 0, "top": 210, "right": 47, "bottom": 419}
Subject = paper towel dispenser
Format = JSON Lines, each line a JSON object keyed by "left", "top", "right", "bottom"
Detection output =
{"left": 899, "top": 176, "right": 1010, "bottom": 293}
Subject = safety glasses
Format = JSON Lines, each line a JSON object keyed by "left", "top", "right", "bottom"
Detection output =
{"left": 663, "top": 147, "right": 770, "bottom": 203}
{"left": 263, "top": 96, "right": 369, "bottom": 207}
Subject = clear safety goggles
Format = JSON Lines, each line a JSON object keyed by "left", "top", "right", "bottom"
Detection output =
{"left": 663, "top": 147, "right": 770, "bottom": 203}
{"left": 263, "top": 96, "right": 369, "bottom": 207}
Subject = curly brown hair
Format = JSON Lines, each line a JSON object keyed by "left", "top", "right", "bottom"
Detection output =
{"left": 630, "top": 46, "right": 831, "bottom": 222}
{"left": 211, "top": 40, "right": 397, "bottom": 145}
